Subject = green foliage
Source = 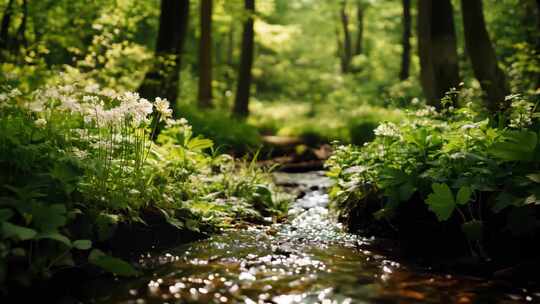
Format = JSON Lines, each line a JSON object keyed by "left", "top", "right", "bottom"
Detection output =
{"left": 425, "top": 183, "right": 456, "bottom": 221}
{"left": 88, "top": 249, "right": 140, "bottom": 277}
{"left": 327, "top": 92, "right": 540, "bottom": 254}
{"left": 0, "top": 81, "right": 288, "bottom": 291}
{"left": 177, "top": 105, "right": 262, "bottom": 154}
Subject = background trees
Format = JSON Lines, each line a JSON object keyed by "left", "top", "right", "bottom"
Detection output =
{"left": 0, "top": 0, "right": 539, "bottom": 147}
{"left": 198, "top": 0, "right": 213, "bottom": 109}
{"left": 232, "top": 0, "right": 255, "bottom": 118}
{"left": 417, "top": 0, "right": 460, "bottom": 107}
{"left": 138, "top": 0, "right": 189, "bottom": 117}
{"left": 461, "top": 0, "right": 510, "bottom": 113}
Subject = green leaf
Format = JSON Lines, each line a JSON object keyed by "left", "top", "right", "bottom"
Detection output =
{"left": 186, "top": 137, "right": 213, "bottom": 151}
{"left": 89, "top": 249, "right": 140, "bottom": 277}
{"left": 253, "top": 184, "right": 273, "bottom": 205}
{"left": 95, "top": 213, "right": 119, "bottom": 241}
{"left": 2, "top": 222, "right": 37, "bottom": 241}
{"left": 456, "top": 186, "right": 472, "bottom": 205}
{"left": 489, "top": 131, "right": 537, "bottom": 161}
{"left": 35, "top": 232, "right": 72, "bottom": 247}
{"left": 462, "top": 220, "right": 483, "bottom": 241}
{"left": 425, "top": 183, "right": 455, "bottom": 221}
{"left": 526, "top": 173, "right": 540, "bottom": 183}
{"left": 0, "top": 209, "right": 14, "bottom": 222}
{"left": 73, "top": 240, "right": 92, "bottom": 250}
{"left": 30, "top": 203, "right": 67, "bottom": 232}
{"left": 492, "top": 192, "right": 518, "bottom": 213}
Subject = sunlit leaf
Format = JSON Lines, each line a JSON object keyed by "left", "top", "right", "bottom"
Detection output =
{"left": 36, "top": 232, "right": 72, "bottom": 247}
{"left": 489, "top": 131, "right": 537, "bottom": 161}
{"left": 73, "top": 240, "right": 92, "bottom": 250}
{"left": 89, "top": 249, "right": 140, "bottom": 277}
{"left": 425, "top": 183, "right": 455, "bottom": 221}
{"left": 2, "top": 222, "right": 37, "bottom": 241}
{"left": 456, "top": 186, "right": 472, "bottom": 205}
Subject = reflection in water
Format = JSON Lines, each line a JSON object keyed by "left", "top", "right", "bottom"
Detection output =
{"left": 88, "top": 172, "right": 539, "bottom": 304}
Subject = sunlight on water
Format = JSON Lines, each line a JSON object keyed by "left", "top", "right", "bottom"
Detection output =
{"left": 87, "top": 172, "right": 540, "bottom": 304}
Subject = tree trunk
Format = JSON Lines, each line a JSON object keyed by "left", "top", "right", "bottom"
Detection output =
{"left": 232, "top": 0, "right": 255, "bottom": 118}
{"left": 417, "top": 0, "right": 460, "bottom": 107}
{"left": 0, "top": 0, "right": 14, "bottom": 52}
{"left": 534, "top": 0, "right": 540, "bottom": 88}
{"left": 226, "top": 24, "right": 234, "bottom": 67}
{"left": 198, "top": 0, "right": 213, "bottom": 108}
{"left": 138, "top": 0, "right": 190, "bottom": 117}
{"left": 399, "top": 0, "right": 411, "bottom": 80}
{"left": 353, "top": 2, "right": 364, "bottom": 56}
{"left": 15, "top": 0, "right": 28, "bottom": 51}
{"left": 339, "top": 0, "right": 352, "bottom": 73}
{"left": 461, "top": 0, "right": 510, "bottom": 113}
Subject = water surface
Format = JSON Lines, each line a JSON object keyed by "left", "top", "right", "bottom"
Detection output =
{"left": 87, "top": 171, "right": 539, "bottom": 304}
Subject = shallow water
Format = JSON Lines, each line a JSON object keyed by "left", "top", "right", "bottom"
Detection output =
{"left": 87, "top": 171, "right": 539, "bottom": 304}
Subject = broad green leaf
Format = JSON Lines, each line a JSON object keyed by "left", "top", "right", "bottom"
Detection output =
{"left": 526, "top": 173, "right": 540, "bottom": 183}
{"left": 36, "top": 232, "right": 72, "bottom": 247}
{"left": 95, "top": 213, "right": 119, "bottom": 241}
{"left": 253, "top": 184, "right": 273, "bottom": 205}
{"left": 425, "top": 183, "right": 455, "bottom": 221}
{"left": 2, "top": 222, "right": 37, "bottom": 240}
{"left": 186, "top": 137, "right": 213, "bottom": 151}
{"left": 456, "top": 186, "right": 472, "bottom": 205}
{"left": 462, "top": 220, "right": 483, "bottom": 241}
{"left": 89, "top": 249, "right": 140, "bottom": 277}
{"left": 30, "top": 203, "right": 67, "bottom": 232}
{"left": 489, "top": 131, "right": 537, "bottom": 161}
{"left": 73, "top": 240, "right": 92, "bottom": 250}
{"left": 492, "top": 192, "right": 518, "bottom": 213}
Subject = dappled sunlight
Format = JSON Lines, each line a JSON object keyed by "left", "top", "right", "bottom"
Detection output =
{"left": 1, "top": 0, "right": 540, "bottom": 302}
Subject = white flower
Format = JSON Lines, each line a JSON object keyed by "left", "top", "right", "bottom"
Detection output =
{"left": 460, "top": 123, "right": 478, "bottom": 131}
{"left": 154, "top": 97, "right": 172, "bottom": 120}
{"left": 34, "top": 118, "right": 47, "bottom": 128}
{"left": 84, "top": 83, "right": 100, "bottom": 94}
{"left": 8, "top": 88, "right": 21, "bottom": 98}
{"left": 414, "top": 106, "right": 438, "bottom": 117}
{"left": 374, "top": 122, "right": 401, "bottom": 138}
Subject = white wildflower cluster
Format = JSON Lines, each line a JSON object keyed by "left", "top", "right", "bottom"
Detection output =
{"left": 154, "top": 97, "right": 172, "bottom": 121}
{"left": 0, "top": 88, "right": 22, "bottom": 108}
{"left": 414, "top": 105, "right": 438, "bottom": 118}
{"left": 373, "top": 122, "right": 401, "bottom": 139}
{"left": 507, "top": 95, "right": 534, "bottom": 129}
{"left": 28, "top": 84, "right": 166, "bottom": 129}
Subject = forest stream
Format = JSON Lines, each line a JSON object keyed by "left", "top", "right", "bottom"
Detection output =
{"left": 85, "top": 172, "right": 539, "bottom": 304}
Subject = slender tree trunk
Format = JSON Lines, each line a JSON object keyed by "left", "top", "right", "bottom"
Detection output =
{"left": 399, "top": 0, "right": 411, "bottom": 80}
{"left": 353, "top": 2, "right": 364, "bottom": 56}
{"left": 226, "top": 24, "right": 234, "bottom": 67}
{"left": 335, "top": 25, "right": 345, "bottom": 73}
{"left": 461, "top": 0, "right": 510, "bottom": 113}
{"left": 198, "top": 0, "right": 213, "bottom": 108}
{"left": 138, "top": 0, "right": 190, "bottom": 117}
{"left": 232, "top": 0, "right": 255, "bottom": 118}
{"left": 417, "top": 0, "right": 460, "bottom": 107}
{"left": 534, "top": 0, "right": 540, "bottom": 88}
{"left": 0, "top": 0, "right": 14, "bottom": 52}
{"left": 15, "top": 0, "right": 28, "bottom": 51}
{"left": 339, "top": 0, "right": 352, "bottom": 73}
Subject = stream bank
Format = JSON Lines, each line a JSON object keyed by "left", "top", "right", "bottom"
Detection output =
{"left": 83, "top": 171, "right": 539, "bottom": 304}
